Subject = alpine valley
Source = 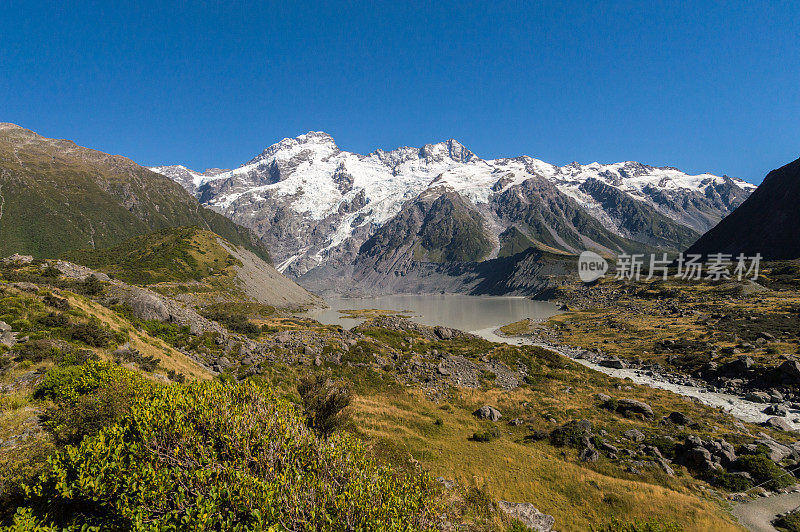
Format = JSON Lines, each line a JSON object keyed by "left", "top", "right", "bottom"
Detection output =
{"left": 151, "top": 132, "right": 756, "bottom": 295}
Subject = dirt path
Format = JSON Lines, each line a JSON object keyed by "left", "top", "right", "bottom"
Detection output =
{"left": 732, "top": 492, "right": 800, "bottom": 532}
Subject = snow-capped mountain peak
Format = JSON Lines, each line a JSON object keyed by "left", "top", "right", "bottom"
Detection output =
{"left": 150, "top": 132, "right": 756, "bottom": 278}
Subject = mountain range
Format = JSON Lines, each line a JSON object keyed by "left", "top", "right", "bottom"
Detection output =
{"left": 151, "top": 132, "right": 756, "bottom": 293}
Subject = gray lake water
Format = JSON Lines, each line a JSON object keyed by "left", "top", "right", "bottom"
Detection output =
{"left": 302, "top": 294, "right": 561, "bottom": 333}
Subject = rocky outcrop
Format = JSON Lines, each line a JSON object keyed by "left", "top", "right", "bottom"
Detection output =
{"left": 498, "top": 501, "right": 555, "bottom": 531}
{"left": 473, "top": 405, "right": 502, "bottom": 421}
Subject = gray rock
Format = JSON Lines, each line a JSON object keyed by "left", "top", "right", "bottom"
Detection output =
{"left": 764, "top": 404, "right": 789, "bottom": 417}
{"left": 778, "top": 360, "right": 800, "bottom": 384}
{"left": 664, "top": 411, "right": 693, "bottom": 426}
{"left": 599, "top": 356, "right": 626, "bottom": 369}
{"left": 684, "top": 447, "right": 717, "bottom": 471}
{"left": 764, "top": 417, "right": 793, "bottom": 431}
{"left": 434, "top": 326, "right": 453, "bottom": 340}
{"left": 623, "top": 429, "right": 645, "bottom": 442}
{"left": 657, "top": 458, "right": 675, "bottom": 476}
{"left": 3, "top": 254, "right": 33, "bottom": 265}
{"left": 746, "top": 391, "right": 771, "bottom": 403}
{"left": 599, "top": 440, "right": 618, "bottom": 454}
{"left": 497, "top": 501, "right": 555, "bottom": 532}
{"left": 473, "top": 405, "right": 502, "bottom": 421}
{"left": 580, "top": 447, "right": 600, "bottom": 462}
{"left": 596, "top": 393, "right": 612, "bottom": 403}
{"left": 130, "top": 291, "right": 170, "bottom": 322}
{"left": 616, "top": 398, "right": 654, "bottom": 417}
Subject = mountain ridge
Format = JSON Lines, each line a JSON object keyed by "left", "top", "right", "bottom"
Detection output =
{"left": 0, "top": 123, "right": 271, "bottom": 263}
{"left": 686, "top": 156, "right": 800, "bottom": 260}
{"left": 150, "top": 132, "right": 754, "bottom": 291}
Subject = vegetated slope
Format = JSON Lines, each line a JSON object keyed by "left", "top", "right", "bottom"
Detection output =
{"left": 0, "top": 258, "right": 779, "bottom": 530}
{"left": 64, "top": 226, "right": 321, "bottom": 309}
{"left": 0, "top": 123, "right": 270, "bottom": 262}
{"left": 150, "top": 131, "right": 754, "bottom": 281}
{"left": 686, "top": 156, "right": 800, "bottom": 260}
{"left": 0, "top": 267, "right": 437, "bottom": 530}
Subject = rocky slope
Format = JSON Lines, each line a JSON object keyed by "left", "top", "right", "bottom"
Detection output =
{"left": 686, "top": 156, "right": 800, "bottom": 260}
{"left": 0, "top": 123, "right": 268, "bottom": 261}
{"left": 151, "top": 132, "right": 755, "bottom": 293}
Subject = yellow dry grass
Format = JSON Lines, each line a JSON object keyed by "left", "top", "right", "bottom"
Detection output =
{"left": 63, "top": 291, "right": 210, "bottom": 380}
{"left": 352, "top": 388, "right": 745, "bottom": 531}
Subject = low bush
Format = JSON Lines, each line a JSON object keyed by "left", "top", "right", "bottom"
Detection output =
{"left": 596, "top": 519, "right": 683, "bottom": 532}
{"left": 471, "top": 427, "right": 501, "bottom": 443}
{"left": 735, "top": 453, "right": 795, "bottom": 491}
{"left": 13, "top": 373, "right": 439, "bottom": 530}
{"left": 202, "top": 309, "right": 260, "bottom": 336}
{"left": 550, "top": 420, "right": 591, "bottom": 448}
{"left": 68, "top": 318, "right": 116, "bottom": 347}
{"left": 113, "top": 347, "right": 160, "bottom": 372}
{"left": 708, "top": 470, "right": 752, "bottom": 491}
{"left": 774, "top": 510, "right": 800, "bottom": 532}
{"left": 297, "top": 373, "right": 353, "bottom": 435}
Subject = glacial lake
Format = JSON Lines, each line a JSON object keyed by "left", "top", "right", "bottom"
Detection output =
{"left": 301, "top": 294, "right": 561, "bottom": 335}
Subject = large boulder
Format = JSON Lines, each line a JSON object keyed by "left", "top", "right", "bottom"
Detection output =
{"left": 719, "top": 355, "right": 754, "bottom": 376}
{"left": 682, "top": 446, "right": 717, "bottom": 472}
{"left": 473, "top": 405, "right": 502, "bottom": 421}
{"left": 746, "top": 391, "right": 772, "bottom": 403}
{"left": 599, "top": 356, "right": 626, "bottom": 369}
{"left": 129, "top": 291, "right": 170, "bottom": 322}
{"left": 615, "top": 398, "right": 654, "bottom": 417}
{"left": 623, "top": 429, "right": 645, "bottom": 442}
{"left": 777, "top": 360, "right": 800, "bottom": 385}
{"left": 497, "top": 501, "right": 555, "bottom": 532}
{"left": 754, "top": 438, "right": 795, "bottom": 462}
{"left": 764, "top": 417, "right": 793, "bottom": 432}
{"left": 0, "top": 321, "right": 18, "bottom": 348}
{"left": 664, "top": 411, "right": 694, "bottom": 426}
{"left": 580, "top": 447, "right": 599, "bottom": 462}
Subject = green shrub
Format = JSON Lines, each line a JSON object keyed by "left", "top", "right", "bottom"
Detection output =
{"left": 68, "top": 318, "right": 115, "bottom": 347}
{"left": 16, "top": 375, "right": 439, "bottom": 530}
{"left": 297, "top": 373, "right": 353, "bottom": 435}
{"left": 708, "top": 470, "right": 752, "bottom": 491}
{"left": 508, "top": 520, "right": 533, "bottom": 531}
{"left": 550, "top": 420, "right": 591, "bottom": 448}
{"left": 36, "top": 312, "right": 70, "bottom": 329}
{"left": 471, "top": 426, "right": 501, "bottom": 443}
{"left": 113, "top": 347, "right": 160, "bottom": 372}
{"left": 463, "top": 486, "right": 494, "bottom": 518}
{"left": 43, "top": 294, "right": 70, "bottom": 310}
{"left": 13, "top": 340, "right": 61, "bottom": 363}
{"left": 596, "top": 519, "right": 683, "bottom": 531}
{"left": 774, "top": 510, "right": 800, "bottom": 532}
{"left": 202, "top": 309, "right": 260, "bottom": 336}
{"left": 735, "top": 454, "right": 795, "bottom": 491}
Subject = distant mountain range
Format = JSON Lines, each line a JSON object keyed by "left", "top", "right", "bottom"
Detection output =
{"left": 151, "top": 132, "right": 755, "bottom": 293}
{"left": 687, "top": 156, "right": 800, "bottom": 260}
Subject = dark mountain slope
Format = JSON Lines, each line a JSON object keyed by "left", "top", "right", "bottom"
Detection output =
{"left": 686, "top": 157, "right": 800, "bottom": 260}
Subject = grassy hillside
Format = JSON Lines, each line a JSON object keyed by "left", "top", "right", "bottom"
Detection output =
{"left": 63, "top": 226, "right": 320, "bottom": 310}
{"left": 0, "top": 123, "right": 270, "bottom": 262}
{"left": 63, "top": 226, "right": 241, "bottom": 285}
{"left": 4, "top": 257, "right": 792, "bottom": 530}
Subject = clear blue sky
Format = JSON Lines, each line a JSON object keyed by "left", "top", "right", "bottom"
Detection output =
{"left": 2, "top": 1, "right": 798, "bottom": 184}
